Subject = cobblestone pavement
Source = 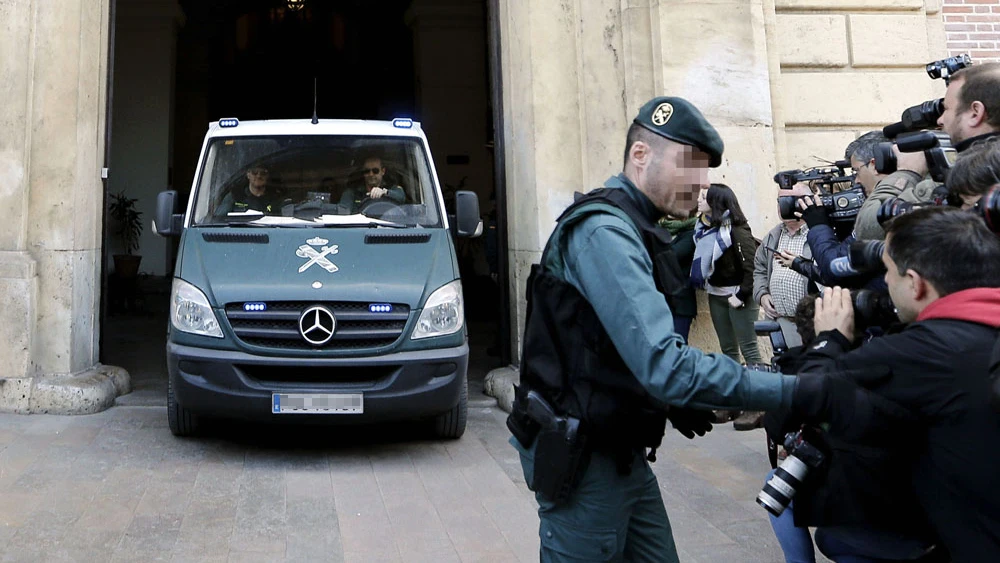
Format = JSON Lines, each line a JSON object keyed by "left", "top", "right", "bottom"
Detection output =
{"left": 0, "top": 393, "right": 834, "bottom": 562}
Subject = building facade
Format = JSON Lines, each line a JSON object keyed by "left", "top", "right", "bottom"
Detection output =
{"left": 0, "top": 0, "right": 972, "bottom": 412}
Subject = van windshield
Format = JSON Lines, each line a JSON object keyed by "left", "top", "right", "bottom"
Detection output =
{"left": 190, "top": 135, "right": 443, "bottom": 228}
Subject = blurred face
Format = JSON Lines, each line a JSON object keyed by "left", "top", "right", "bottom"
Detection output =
{"left": 851, "top": 155, "right": 879, "bottom": 195}
{"left": 882, "top": 238, "right": 918, "bottom": 323}
{"left": 696, "top": 187, "right": 710, "bottom": 213}
{"left": 647, "top": 141, "right": 711, "bottom": 216}
{"left": 247, "top": 167, "right": 269, "bottom": 192}
{"left": 958, "top": 193, "right": 983, "bottom": 210}
{"left": 362, "top": 158, "right": 385, "bottom": 189}
{"left": 938, "top": 77, "right": 970, "bottom": 145}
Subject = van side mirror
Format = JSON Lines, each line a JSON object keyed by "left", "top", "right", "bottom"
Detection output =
{"left": 153, "top": 190, "right": 184, "bottom": 237}
{"left": 454, "top": 190, "right": 482, "bottom": 238}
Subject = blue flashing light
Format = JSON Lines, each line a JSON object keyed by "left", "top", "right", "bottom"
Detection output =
{"left": 369, "top": 303, "right": 393, "bottom": 314}
{"left": 219, "top": 118, "right": 240, "bottom": 128}
{"left": 243, "top": 302, "right": 267, "bottom": 312}
{"left": 392, "top": 118, "right": 413, "bottom": 129}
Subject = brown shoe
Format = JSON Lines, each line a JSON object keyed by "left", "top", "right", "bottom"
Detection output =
{"left": 712, "top": 410, "right": 739, "bottom": 423}
{"left": 733, "top": 410, "right": 765, "bottom": 431}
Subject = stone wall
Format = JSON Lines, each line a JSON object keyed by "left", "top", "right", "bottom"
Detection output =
{"left": 499, "top": 0, "right": 949, "bottom": 362}
{"left": 772, "top": 0, "right": 945, "bottom": 174}
{"left": 943, "top": 0, "right": 1000, "bottom": 61}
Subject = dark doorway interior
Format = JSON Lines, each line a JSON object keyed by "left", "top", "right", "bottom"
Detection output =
{"left": 102, "top": 0, "right": 507, "bottom": 406}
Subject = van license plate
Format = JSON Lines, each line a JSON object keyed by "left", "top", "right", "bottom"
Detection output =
{"left": 272, "top": 393, "right": 363, "bottom": 414}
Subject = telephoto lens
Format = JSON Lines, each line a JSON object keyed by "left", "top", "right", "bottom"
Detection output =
{"left": 757, "top": 431, "right": 826, "bottom": 517}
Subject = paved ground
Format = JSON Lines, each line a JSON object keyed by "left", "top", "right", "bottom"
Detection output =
{"left": 0, "top": 297, "right": 834, "bottom": 561}
{"left": 0, "top": 400, "right": 829, "bottom": 562}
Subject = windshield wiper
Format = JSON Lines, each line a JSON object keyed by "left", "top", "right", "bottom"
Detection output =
{"left": 198, "top": 221, "right": 271, "bottom": 227}
{"left": 365, "top": 220, "right": 414, "bottom": 228}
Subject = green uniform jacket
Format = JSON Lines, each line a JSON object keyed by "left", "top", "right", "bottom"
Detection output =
{"left": 543, "top": 174, "right": 796, "bottom": 411}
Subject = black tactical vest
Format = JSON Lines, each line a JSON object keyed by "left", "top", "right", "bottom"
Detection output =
{"left": 519, "top": 187, "right": 690, "bottom": 459}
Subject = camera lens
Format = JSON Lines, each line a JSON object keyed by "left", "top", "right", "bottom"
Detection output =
{"left": 757, "top": 455, "right": 811, "bottom": 517}
{"left": 874, "top": 142, "right": 897, "bottom": 174}
{"left": 851, "top": 289, "right": 899, "bottom": 329}
{"left": 976, "top": 185, "right": 1000, "bottom": 235}
{"left": 777, "top": 196, "right": 798, "bottom": 220}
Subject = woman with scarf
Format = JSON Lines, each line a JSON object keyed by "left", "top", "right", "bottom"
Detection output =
{"left": 691, "top": 184, "right": 762, "bottom": 422}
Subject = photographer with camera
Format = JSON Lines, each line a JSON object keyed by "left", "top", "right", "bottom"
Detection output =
{"left": 860, "top": 62, "right": 1000, "bottom": 240}
{"left": 787, "top": 207, "right": 1000, "bottom": 561}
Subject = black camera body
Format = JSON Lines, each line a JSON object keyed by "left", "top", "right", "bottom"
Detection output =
{"left": 774, "top": 162, "right": 854, "bottom": 192}
{"left": 926, "top": 53, "right": 972, "bottom": 83}
{"left": 758, "top": 429, "right": 827, "bottom": 516}
{"left": 777, "top": 185, "right": 866, "bottom": 223}
{"left": 874, "top": 130, "right": 957, "bottom": 183}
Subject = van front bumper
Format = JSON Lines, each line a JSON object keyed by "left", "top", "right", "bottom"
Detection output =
{"left": 167, "top": 341, "right": 468, "bottom": 423}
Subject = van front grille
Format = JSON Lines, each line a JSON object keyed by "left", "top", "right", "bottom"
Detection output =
{"left": 225, "top": 301, "right": 409, "bottom": 351}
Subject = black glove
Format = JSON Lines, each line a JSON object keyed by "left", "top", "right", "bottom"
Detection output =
{"left": 791, "top": 369, "right": 914, "bottom": 443}
{"left": 666, "top": 407, "right": 714, "bottom": 439}
{"left": 799, "top": 201, "right": 830, "bottom": 228}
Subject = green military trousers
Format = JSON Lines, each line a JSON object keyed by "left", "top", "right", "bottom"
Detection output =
{"left": 511, "top": 437, "right": 679, "bottom": 562}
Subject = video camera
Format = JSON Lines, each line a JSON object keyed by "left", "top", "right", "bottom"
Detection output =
{"left": 876, "top": 184, "right": 1000, "bottom": 235}
{"left": 874, "top": 130, "right": 958, "bottom": 183}
{"left": 881, "top": 54, "right": 972, "bottom": 139}
{"left": 875, "top": 55, "right": 972, "bottom": 184}
{"left": 775, "top": 162, "right": 865, "bottom": 225}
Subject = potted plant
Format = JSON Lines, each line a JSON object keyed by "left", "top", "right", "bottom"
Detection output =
{"left": 109, "top": 190, "right": 143, "bottom": 277}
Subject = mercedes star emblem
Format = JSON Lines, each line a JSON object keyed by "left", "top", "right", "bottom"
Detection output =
{"left": 298, "top": 305, "right": 336, "bottom": 346}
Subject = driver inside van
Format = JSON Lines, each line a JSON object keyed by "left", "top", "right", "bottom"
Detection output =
{"left": 233, "top": 165, "right": 284, "bottom": 215}
{"left": 339, "top": 156, "right": 406, "bottom": 212}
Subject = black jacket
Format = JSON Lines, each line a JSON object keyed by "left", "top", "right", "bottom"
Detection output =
{"left": 764, "top": 340, "right": 933, "bottom": 537}
{"left": 790, "top": 288, "right": 1000, "bottom": 562}
{"left": 707, "top": 223, "right": 757, "bottom": 303}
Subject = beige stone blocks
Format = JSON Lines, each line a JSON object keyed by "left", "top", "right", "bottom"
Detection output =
{"left": 783, "top": 129, "right": 860, "bottom": 170}
{"left": 0, "top": 252, "right": 37, "bottom": 383}
{"left": 780, "top": 71, "right": 941, "bottom": 126}
{"left": 711, "top": 125, "right": 781, "bottom": 235}
{"left": 850, "top": 14, "right": 931, "bottom": 66}
{"left": 652, "top": 1, "right": 774, "bottom": 126}
{"left": 776, "top": 15, "right": 849, "bottom": 67}
{"left": 31, "top": 249, "right": 100, "bottom": 376}
{"left": 776, "top": 0, "right": 923, "bottom": 9}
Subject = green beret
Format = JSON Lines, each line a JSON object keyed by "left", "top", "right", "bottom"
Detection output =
{"left": 633, "top": 96, "right": 724, "bottom": 168}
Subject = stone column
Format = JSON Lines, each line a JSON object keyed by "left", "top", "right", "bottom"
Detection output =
{"left": 0, "top": 0, "right": 128, "bottom": 413}
{"left": 0, "top": 0, "right": 41, "bottom": 405}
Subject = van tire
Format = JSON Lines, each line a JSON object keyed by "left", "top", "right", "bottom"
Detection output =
{"left": 432, "top": 376, "right": 468, "bottom": 439}
{"left": 167, "top": 377, "right": 200, "bottom": 437}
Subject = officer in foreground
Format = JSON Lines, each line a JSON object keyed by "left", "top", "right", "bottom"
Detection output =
{"left": 507, "top": 97, "right": 797, "bottom": 562}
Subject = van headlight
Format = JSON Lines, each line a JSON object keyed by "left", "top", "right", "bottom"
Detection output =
{"left": 411, "top": 280, "right": 464, "bottom": 339}
{"left": 170, "top": 278, "right": 223, "bottom": 338}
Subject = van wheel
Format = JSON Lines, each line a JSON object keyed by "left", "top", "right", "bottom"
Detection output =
{"left": 432, "top": 377, "right": 468, "bottom": 439}
{"left": 167, "top": 376, "right": 200, "bottom": 437}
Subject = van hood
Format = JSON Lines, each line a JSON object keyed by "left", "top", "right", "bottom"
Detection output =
{"left": 177, "top": 227, "right": 458, "bottom": 308}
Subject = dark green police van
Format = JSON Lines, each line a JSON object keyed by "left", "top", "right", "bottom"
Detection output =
{"left": 152, "top": 117, "right": 481, "bottom": 438}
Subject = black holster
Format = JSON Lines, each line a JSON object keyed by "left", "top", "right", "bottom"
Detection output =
{"left": 508, "top": 385, "right": 591, "bottom": 505}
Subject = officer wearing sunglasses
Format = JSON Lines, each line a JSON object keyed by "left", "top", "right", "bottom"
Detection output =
{"left": 233, "top": 165, "right": 283, "bottom": 215}
{"left": 340, "top": 156, "right": 406, "bottom": 212}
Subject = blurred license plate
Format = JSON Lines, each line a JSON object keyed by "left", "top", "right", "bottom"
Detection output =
{"left": 272, "top": 393, "right": 363, "bottom": 414}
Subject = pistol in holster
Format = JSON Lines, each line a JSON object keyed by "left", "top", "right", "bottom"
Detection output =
{"left": 507, "top": 384, "right": 590, "bottom": 505}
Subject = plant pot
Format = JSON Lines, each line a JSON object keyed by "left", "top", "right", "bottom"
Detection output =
{"left": 113, "top": 254, "right": 142, "bottom": 278}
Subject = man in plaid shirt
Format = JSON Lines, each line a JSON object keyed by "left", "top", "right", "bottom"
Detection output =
{"left": 753, "top": 182, "right": 815, "bottom": 349}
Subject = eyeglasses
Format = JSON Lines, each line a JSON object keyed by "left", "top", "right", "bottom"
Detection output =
{"left": 250, "top": 168, "right": 269, "bottom": 176}
{"left": 362, "top": 167, "right": 382, "bottom": 175}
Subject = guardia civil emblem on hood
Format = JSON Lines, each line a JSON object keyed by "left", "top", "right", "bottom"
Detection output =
{"left": 296, "top": 237, "right": 339, "bottom": 273}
